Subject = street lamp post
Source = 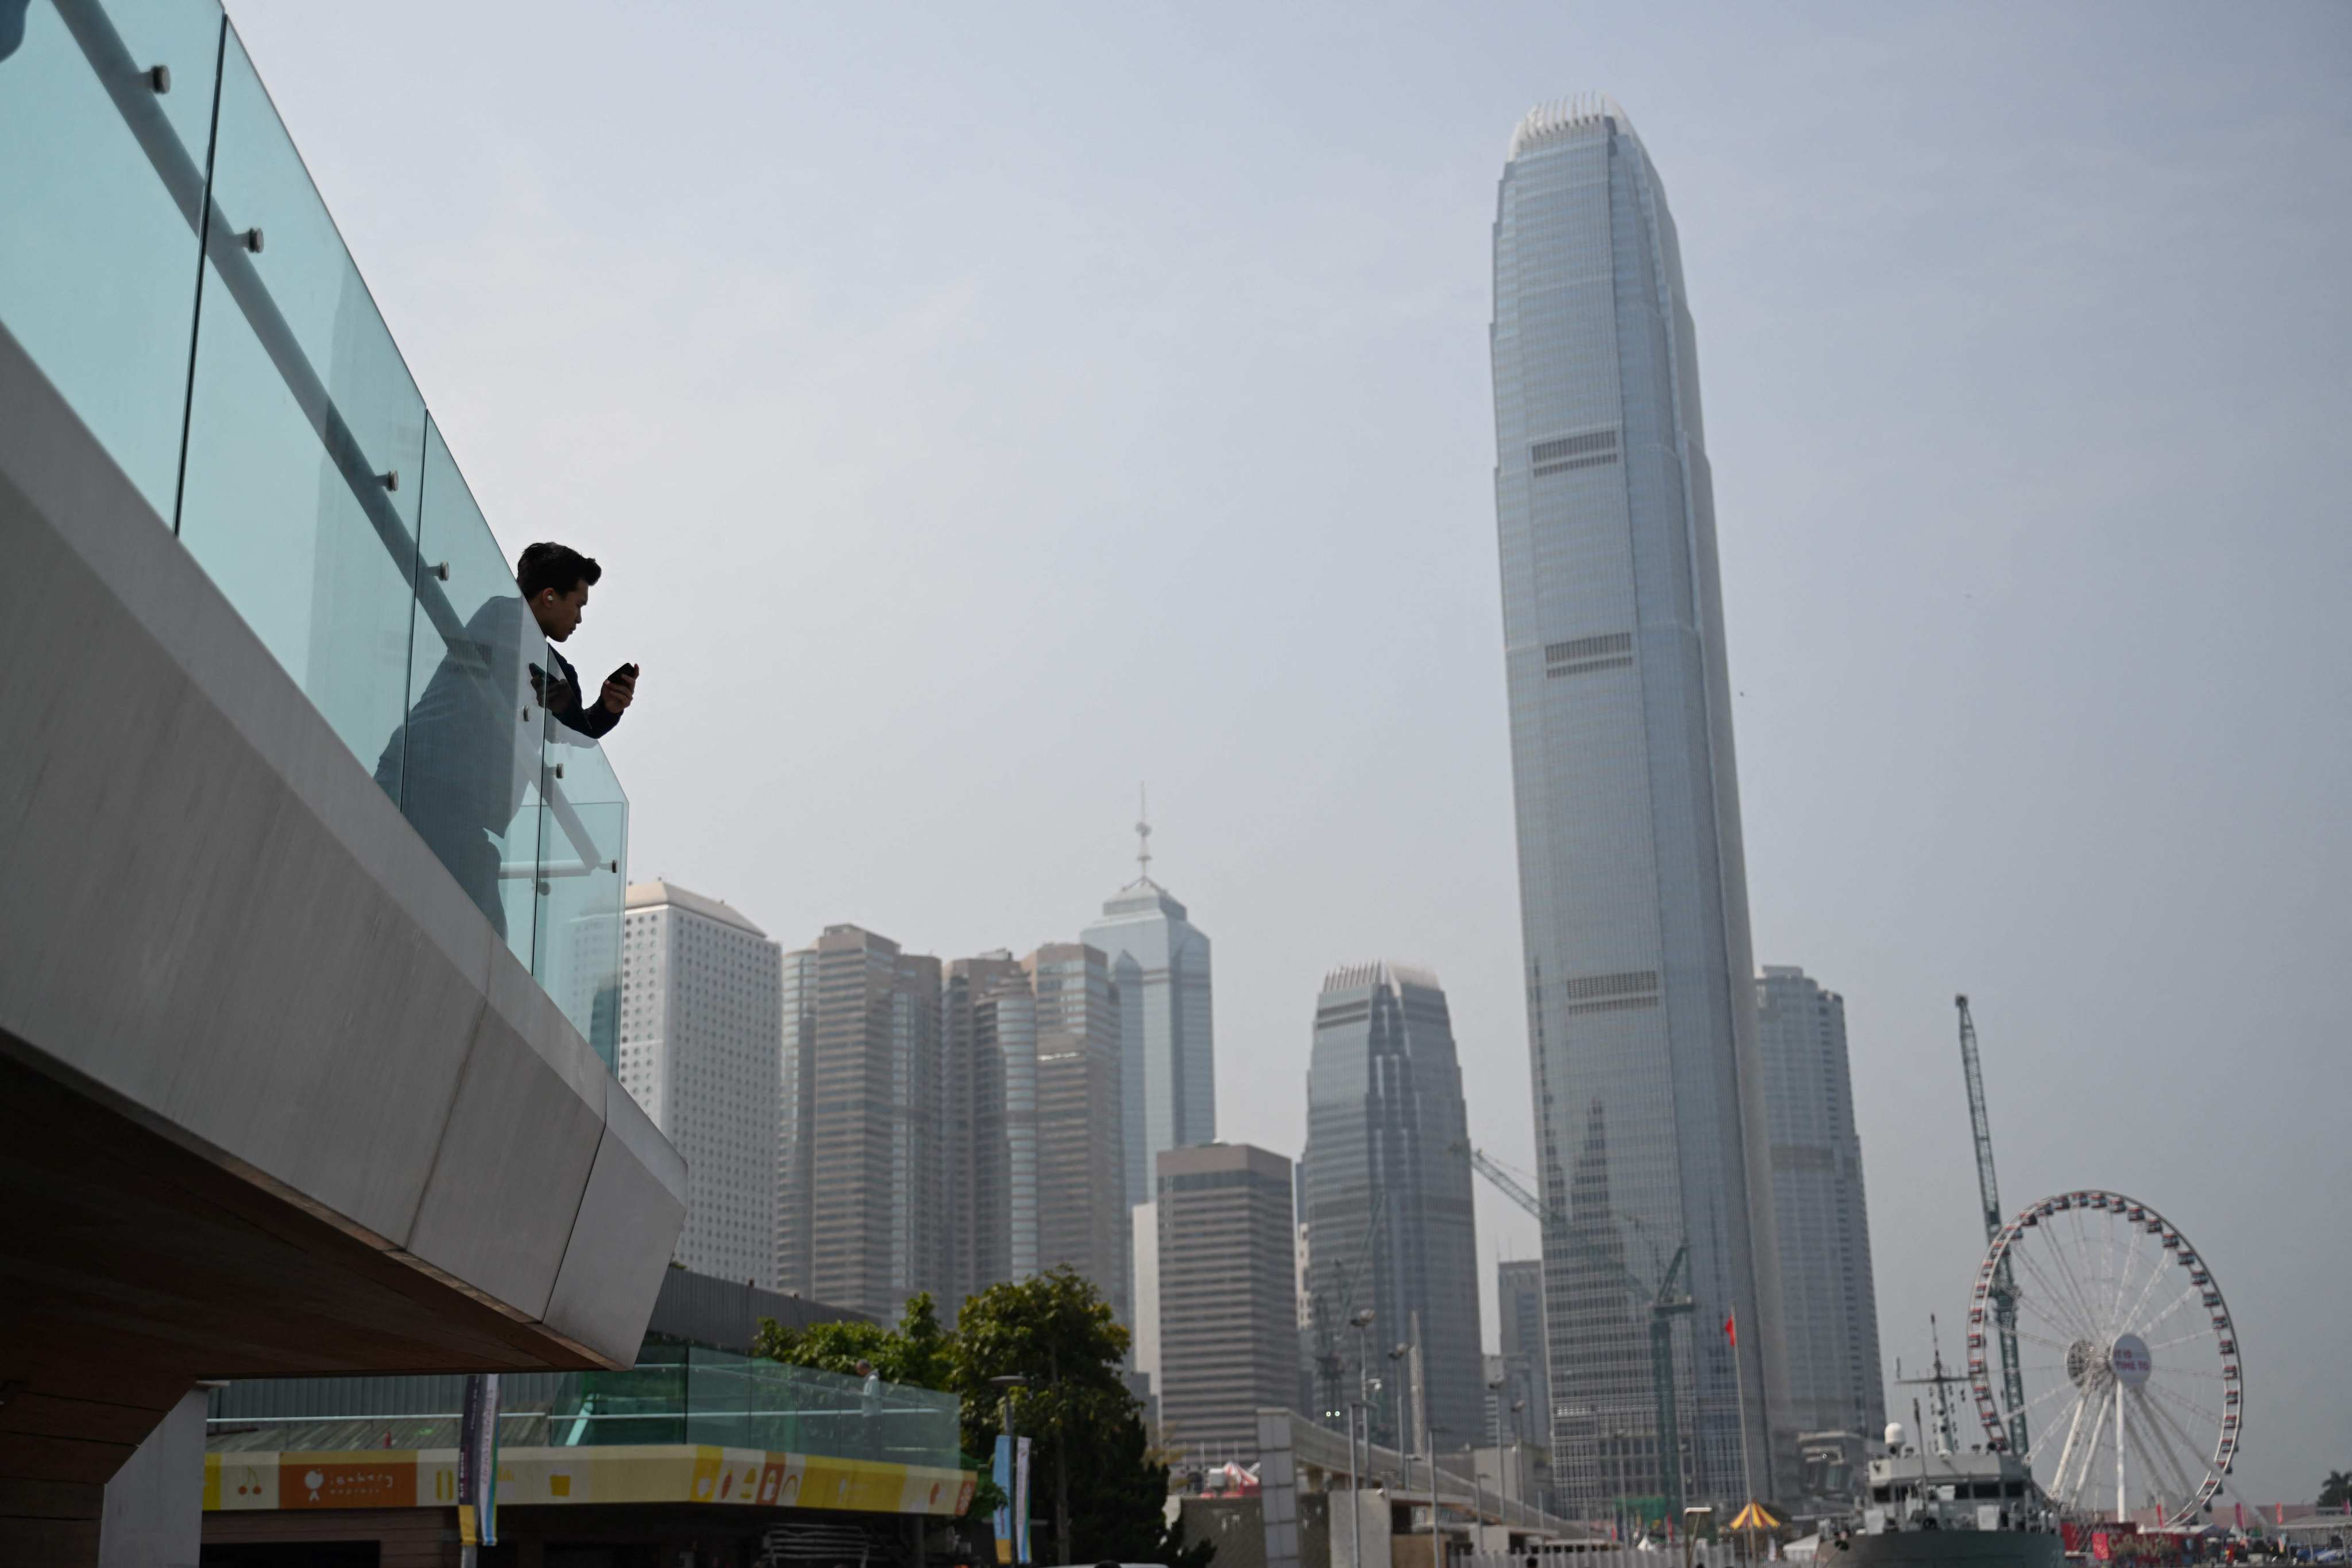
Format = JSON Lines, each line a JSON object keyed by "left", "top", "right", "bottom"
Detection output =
{"left": 1388, "top": 1344, "right": 1412, "bottom": 1505}
{"left": 1487, "top": 1372, "right": 1508, "bottom": 1547}
{"left": 1509, "top": 1400, "right": 1525, "bottom": 1512}
{"left": 1348, "top": 1309, "right": 1374, "bottom": 1568}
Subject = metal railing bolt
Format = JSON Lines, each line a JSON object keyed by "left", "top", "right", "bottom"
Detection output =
{"left": 429, "top": 562, "right": 449, "bottom": 580}
{"left": 240, "top": 227, "right": 264, "bottom": 253}
{"left": 146, "top": 64, "right": 170, "bottom": 92}
{"left": 380, "top": 469, "right": 399, "bottom": 492}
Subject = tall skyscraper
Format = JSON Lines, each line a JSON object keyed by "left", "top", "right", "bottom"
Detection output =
{"left": 1497, "top": 1257, "right": 1552, "bottom": 1449}
{"left": 619, "top": 882, "right": 782, "bottom": 1288}
{"left": 943, "top": 951, "right": 1038, "bottom": 1314}
{"left": 1027, "top": 943, "right": 1130, "bottom": 1324}
{"left": 1756, "top": 967, "right": 1884, "bottom": 1440}
{"left": 1300, "top": 962, "right": 1482, "bottom": 1456}
{"left": 1490, "top": 95, "right": 1789, "bottom": 1514}
{"left": 774, "top": 923, "right": 945, "bottom": 1320}
{"left": 1081, "top": 817, "right": 1214, "bottom": 1211}
{"left": 1156, "top": 1143, "right": 1296, "bottom": 1462}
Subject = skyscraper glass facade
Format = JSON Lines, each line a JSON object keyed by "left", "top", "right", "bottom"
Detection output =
{"left": 1490, "top": 95, "right": 1788, "bottom": 1514}
{"left": 1082, "top": 879, "right": 1214, "bottom": 1211}
{"left": 1756, "top": 968, "right": 1884, "bottom": 1442}
{"left": 1301, "top": 962, "right": 1482, "bottom": 1455}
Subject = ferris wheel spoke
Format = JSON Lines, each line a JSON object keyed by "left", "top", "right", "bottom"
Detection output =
{"left": 2009, "top": 1322, "right": 2080, "bottom": 1357}
{"left": 2128, "top": 1281, "right": 2205, "bottom": 1341}
{"left": 2052, "top": 1214, "right": 2112, "bottom": 1334}
{"left": 2025, "top": 1390, "right": 2086, "bottom": 1468}
{"left": 2012, "top": 1378, "right": 2084, "bottom": 1440}
{"left": 2145, "top": 1380, "right": 2224, "bottom": 1439}
{"left": 2128, "top": 1386, "right": 2209, "bottom": 1518}
{"left": 2110, "top": 1229, "right": 2156, "bottom": 1334}
{"left": 2118, "top": 1233, "right": 2176, "bottom": 1336}
{"left": 2013, "top": 1242, "right": 2100, "bottom": 1340}
{"left": 2041, "top": 1222, "right": 2117, "bottom": 1335}
{"left": 2050, "top": 1382, "right": 2106, "bottom": 1504}
{"left": 2096, "top": 1215, "right": 2134, "bottom": 1329}
{"left": 2144, "top": 1327, "right": 2212, "bottom": 1353}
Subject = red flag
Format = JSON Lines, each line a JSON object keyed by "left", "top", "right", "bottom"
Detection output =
{"left": 1724, "top": 1311, "right": 1737, "bottom": 1347}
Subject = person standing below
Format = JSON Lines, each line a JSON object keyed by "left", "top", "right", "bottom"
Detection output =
{"left": 378, "top": 542, "right": 638, "bottom": 934}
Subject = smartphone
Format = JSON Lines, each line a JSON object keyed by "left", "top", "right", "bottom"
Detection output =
{"left": 611, "top": 662, "right": 639, "bottom": 683}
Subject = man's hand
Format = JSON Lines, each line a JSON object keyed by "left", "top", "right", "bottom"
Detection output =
{"left": 599, "top": 666, "right": 638, "bottom": 715}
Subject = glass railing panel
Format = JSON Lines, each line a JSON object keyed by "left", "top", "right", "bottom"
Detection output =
{"left": 686, "top": 1346, "right": 756, "bottom": 1451}
{"left": 176, "top": 23, "right": 427, "bottom": 781}
{"left": 392, "top": 415, "right": 549, "bottom": 962}
{"left": 0, "top": 0, "right": 222, "bottom": 519}
{"left": 554, "top": 1342, "right": 686, "bottom": 1446}
{"left": 536, "top": 720, "right": 627, "bottom": 1065}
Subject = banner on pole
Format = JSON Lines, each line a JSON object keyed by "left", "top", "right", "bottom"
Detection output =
{"left": 991, "top": 1435, "right": 1034, "bottom": 1566}
{"left": 457, "top": 1373, "right": 501, "bottom": 1547}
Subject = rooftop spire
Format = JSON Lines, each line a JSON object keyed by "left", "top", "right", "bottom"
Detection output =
{"left": 1134, "top": 783, "right": 1153, "bottom": 882}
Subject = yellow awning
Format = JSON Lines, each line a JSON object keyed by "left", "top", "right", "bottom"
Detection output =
{"left": 1728, "top": 1501, "right": 1782, "bottom": 1532}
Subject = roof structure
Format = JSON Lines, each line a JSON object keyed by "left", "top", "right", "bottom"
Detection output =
{"left": 624, "top": 879, "right": 768, "bottom": 938}
{"left": 1509, "top": 92, "right": 1639, "bottom": 160}
{"left": 1319, "top": 959, "right": 1443, "bottom": 995}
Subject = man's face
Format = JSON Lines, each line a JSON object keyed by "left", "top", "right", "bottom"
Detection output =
{"left": 534, "top": 582, "right": 589, "bottom": 642}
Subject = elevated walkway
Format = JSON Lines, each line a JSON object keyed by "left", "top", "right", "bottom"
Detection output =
{"left": 0, "top": 0, "right": 688, "bottom": 1557}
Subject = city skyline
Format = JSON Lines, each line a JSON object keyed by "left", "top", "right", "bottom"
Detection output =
{"left": 225, "top": 0, "right": 2352, "bottom": 1499}
{"left": 1490, "top": 95, "right": 1786, "bottom": 1512}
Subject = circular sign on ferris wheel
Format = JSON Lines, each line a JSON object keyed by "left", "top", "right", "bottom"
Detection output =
{"left": 1966, "top": 1190, "right": 2241, "bottom": 1525}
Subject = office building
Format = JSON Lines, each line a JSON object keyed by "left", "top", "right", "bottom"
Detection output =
{"left": 1300, "top": 962, "right": 1482, "bottom": 1456}
{"left": 620, "top": 882, "right": 783, "bottom": 1287}
{"left": 1756, "top": 967, "right": 1885, "bottom": 1439}
{"left": 775, "top": 924, "right": 945, "bottom": 1320}
{"left": 1156, "top": 1144, "right": 1297, "bottom": 1463}
{"left": 1082, "top": 824, "right": 1215, "bottom": 1210}
{"left": 944, "top": 951, "right": 1038, "bottom": 1314}
{"left": 1497, "top": 1258, "right": 1552, "bottom": 1450}
{"left": 1490, "top": 95, "right": 1789, "bottom": 1512}
{"left": 1028, "top": 943, "right": 1130, "bottom": 1323}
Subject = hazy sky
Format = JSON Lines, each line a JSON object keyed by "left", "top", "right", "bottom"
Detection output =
{"left": 228, "top": 0, "right": 2349, "bottom": 1501}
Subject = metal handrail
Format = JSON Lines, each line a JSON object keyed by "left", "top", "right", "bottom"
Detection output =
{"left": 53, "top": 0, "right": 615, "bottom": 883}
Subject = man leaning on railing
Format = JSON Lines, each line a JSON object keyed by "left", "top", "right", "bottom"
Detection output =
{"left": 376, "top": 543, "right": 638, "bottom": 936}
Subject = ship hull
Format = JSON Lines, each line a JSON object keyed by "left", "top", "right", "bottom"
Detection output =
{"left": 1836, "top": 1532, "right": 2066, "bottom": 1568}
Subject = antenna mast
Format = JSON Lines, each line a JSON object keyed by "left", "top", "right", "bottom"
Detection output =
{"left": 1134, "top": 783, "right": 1152, "bottom": 883}
{"left": 1957, "top": 995, "right": 2027, "bottom": 1454}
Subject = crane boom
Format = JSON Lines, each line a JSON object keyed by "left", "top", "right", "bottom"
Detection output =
{"left": 1956, "top": 995, "right": 2028, "bottom": 1455}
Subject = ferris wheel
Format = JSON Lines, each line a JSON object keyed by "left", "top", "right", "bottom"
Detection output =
{"left": 1966, "top": 1189, "right": 2242, "bottom": 1525}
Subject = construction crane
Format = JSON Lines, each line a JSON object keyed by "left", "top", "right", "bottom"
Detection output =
{"left": 1956, "top": 995, "right": 2027, "bottom": 1455}
{"left": 1310, "top": 1184, "right": 1387, "bottom": 1434}
{"left": 1458, "top": 1144, "right": 1695, "bottom": 1521}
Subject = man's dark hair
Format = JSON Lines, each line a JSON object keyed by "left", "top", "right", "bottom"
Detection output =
{"left": 517, "top": 542, "right": 601, "bottom": 602}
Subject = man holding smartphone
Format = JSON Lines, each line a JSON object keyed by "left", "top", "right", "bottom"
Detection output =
{"left": 517, "top": 542, "right": 638, "bottom": 737}
{"left": 376, "top": 540, "right": 638, "bottom": 937}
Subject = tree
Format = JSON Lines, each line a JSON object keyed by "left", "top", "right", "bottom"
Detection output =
{"left": 2320, "top": 1469, "right": 2350, "bottom": 1509}
{"left": 952, "top": 1268, "right": 1212, "bottom": 1568}
{"left": 753, "top": 1291, "right": 956, "bottom": 1389}
{"left": 756, "top": 1269, "right": 1211, "bottom": 1568}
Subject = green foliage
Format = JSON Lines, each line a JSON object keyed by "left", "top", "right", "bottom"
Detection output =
{"left": 752, "top": 1292, "right": 956, "bottom": 1389}
{"left": 2320, "top": 1469, "right": 2350, "bottom": 1509}
{"left": 752, "top": 1268, "right": 1210, "bottom": 1567}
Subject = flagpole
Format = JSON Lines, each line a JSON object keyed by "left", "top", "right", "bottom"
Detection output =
{"left": 1731, "top": 1312, "right": 1754, "bottom": 1566}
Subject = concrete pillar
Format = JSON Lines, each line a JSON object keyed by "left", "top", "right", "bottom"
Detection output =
{"left": 98, "top": 1389, "right": 206, "bottom": 1567}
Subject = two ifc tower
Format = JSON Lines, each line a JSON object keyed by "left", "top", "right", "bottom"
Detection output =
{"left": 1300, "top": 92, "right": 1788, "bottom": 1520}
